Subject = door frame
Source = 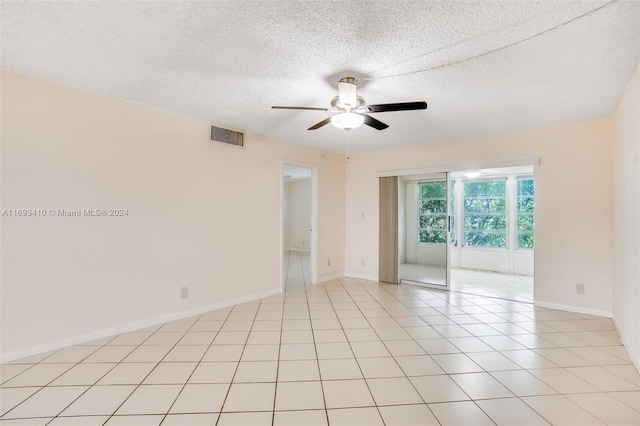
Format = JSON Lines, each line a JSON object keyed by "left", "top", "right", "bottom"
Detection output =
{"left": 281, "top": 161, "right": 318, "bottom": 291}
{"left": 397, "top": 172, "right": 452, "bottom": 291}
{"left": 379, "top": 158, "right": 539, "bottom": 294}
{"left": 376, "top": 158, "right": 539, "bottom": 179}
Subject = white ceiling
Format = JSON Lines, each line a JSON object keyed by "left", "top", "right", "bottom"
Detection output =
{"left": 2, "top": 1, "right": 638, "bottom": 154}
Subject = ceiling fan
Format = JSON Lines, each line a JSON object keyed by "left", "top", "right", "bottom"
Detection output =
{"left": 272, "top": 77, "right": 427, "bottom": 131}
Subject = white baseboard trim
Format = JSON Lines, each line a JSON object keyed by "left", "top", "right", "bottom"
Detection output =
{"left": 285, "top": 248, "right": 310, "bottom": 253}
{"left": 534, "top": 300, "right": 612, "bottom": 318}
{"left": 612, "top": 316, "right": 640, "bottom": 374}
{"left": 1, "top": 288, "right": 282, "bottom": 364}
{"left": 344, "top": 274, "right": 379, "bottom": 283}
{"left": 317, "top": 273, "right": 343, "bottom": 283}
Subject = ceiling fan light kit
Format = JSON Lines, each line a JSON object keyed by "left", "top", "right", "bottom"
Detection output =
{"left": 272, "top": 76, "right": 427, "bottom": 132}
{"left": 331, "top": 112, "right": 365, "bottom": 130}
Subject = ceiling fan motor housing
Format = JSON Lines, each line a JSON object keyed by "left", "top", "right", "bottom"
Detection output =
{"left": 338, "top": 77, "right": 358, "bottom": 109}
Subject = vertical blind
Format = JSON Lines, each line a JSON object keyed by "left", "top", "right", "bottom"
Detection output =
{"left": 379, "top": 176, "right": 399, "bottom": 284}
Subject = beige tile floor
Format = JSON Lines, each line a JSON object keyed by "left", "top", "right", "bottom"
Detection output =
{"left": 399, "top": 263, "right": 534, "bottom": 302}
{"left": 1, "top": 251, "right": 638, "bottom": 425}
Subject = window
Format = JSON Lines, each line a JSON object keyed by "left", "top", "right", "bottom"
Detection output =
{"left": 418, "top": 181, "right": 447, "bottom": 244}
{"left": 416, "top": 175, "right": 535, "bottom": 250}
{"left": 517, "top": 177, "right": 535, "bottom": 249}
{"left": 463, "top": 179, "right": 507, "bottom": 248}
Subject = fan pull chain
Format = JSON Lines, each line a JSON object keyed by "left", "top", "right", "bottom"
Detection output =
{"left": 345, "top": 130, "right": 350, "bottom": 165}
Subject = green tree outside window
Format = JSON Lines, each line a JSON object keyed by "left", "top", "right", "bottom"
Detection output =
{"left": 463, "top": 180, "right": 507, "bottom": 248}
{"left": 418, "top": 181, "right": 447, "bottom": 244}
{"left": 517, "top": 177, "right": 535, "bottom": 249}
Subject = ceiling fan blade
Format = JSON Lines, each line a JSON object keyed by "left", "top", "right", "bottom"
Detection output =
{"left": 362, "top": 114, "right": 389, "bottom": 130}
{"left": 367, "top": 101, "right": 427, "bottom": 113}
{"left": 308, "top": 117, "right": 332, "bottom": 130}
{"left": 272, "top": 106, "right": 329, "bottom": 111}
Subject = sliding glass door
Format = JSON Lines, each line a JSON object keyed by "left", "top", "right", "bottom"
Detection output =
{"left": 398, "top": 172, "right": 451, "bottom": 289}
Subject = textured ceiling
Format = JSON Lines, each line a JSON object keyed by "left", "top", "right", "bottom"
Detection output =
{"left": 2, "top": 1, "right": 639, "bottom": 154}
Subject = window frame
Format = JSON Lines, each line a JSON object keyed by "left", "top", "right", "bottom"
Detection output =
{"left": 416, "top": 180, "right": 448, "bottom": 245}
{"left": 461, "top": 177, "right": 509, "bottom": 249}
{"left": 515, "top": 175, "right": 535, "bottom": 251}
{"left": 415, "top": 174, "right": 535, "bottom": 251}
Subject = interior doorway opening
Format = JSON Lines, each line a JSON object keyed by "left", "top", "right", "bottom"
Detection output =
{"left": 282, "top": 163, "right": 317, "bottom": 289}
{"left": 398, "top": 165, "right": 535, "bottom": 302}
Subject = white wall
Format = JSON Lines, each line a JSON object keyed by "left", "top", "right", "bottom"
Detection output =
{"left": 0, "top": 71, "right": 345, "bottom": 359}
{"left": 612, "top": 64, "right": 640, "bottom": 371}
{"left": 450, "top": 249, "right": 533, "bottom": 276}
{"left": 459, "top": 249, "right": 510, "bottom": 273}
{"left": 284, "top": 179, "right": 311, "bottom": 251}
{"left": 514, "top": 252, "right": 534, "bottom": 276}
{"left": 345, "top": 119, "right": 613, "bottom": 315}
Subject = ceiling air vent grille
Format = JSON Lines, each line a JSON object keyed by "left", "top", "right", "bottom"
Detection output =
{"left": 211, "top": 126, "right": 244, "bottom": 147}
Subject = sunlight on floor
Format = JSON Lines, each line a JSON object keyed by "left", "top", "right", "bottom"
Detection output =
{"left": 399, "top": 263, "right": 533, "bottom": 303}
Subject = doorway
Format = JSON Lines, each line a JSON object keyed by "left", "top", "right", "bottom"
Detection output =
{"left": 282, "top": 163, "right": 317, "bottom": 289}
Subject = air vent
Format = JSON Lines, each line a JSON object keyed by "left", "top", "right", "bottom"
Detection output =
{"left": 211, "top": 125, "right": 244, "bottom": 147}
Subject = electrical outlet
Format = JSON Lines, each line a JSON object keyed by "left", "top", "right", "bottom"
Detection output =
{"left": 361, "top": 212, "right": 365, "bottom": 219}
{"left": 180, "top": 287, "right": 189, "bottom": 299}
{"left": 576, "top": 283, "right": 585, "bottom": 295}
{"left": 361, "top": 259, "right": 366, "bottom": 267}
{"left": 328, "top": 259, "right": 331, "bottom": 266}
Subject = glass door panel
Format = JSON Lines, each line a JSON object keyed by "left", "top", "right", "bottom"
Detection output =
{"left": 398, "top": 172, "right": 451, "bottom": 289}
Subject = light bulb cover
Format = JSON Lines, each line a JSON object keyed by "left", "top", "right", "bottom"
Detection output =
{"left": 331, "top": 112, "right": 365, "bottom": 130}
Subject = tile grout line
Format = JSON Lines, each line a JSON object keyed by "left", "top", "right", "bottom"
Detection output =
{"left": 358, "top": 279, "right": 503, "bottom": 423}
{"left": 3, "top": 336, "right": 120, "bottom": 422}
{"left": 295, "top": 250, "right": 331, "bottom": 425}
{"left": 374, "top": 281, "right": 639, "bottom": 424}
{"left": 344, "top": 277, "right": 446, "bottom": 423}
{"left": 101, "top": 315, "right": 212, "bottom": 425}
{"left": 2, "top": 254, "right": 638, "bottom": 425}
{"left": 214, "top": 293, "right": 263, "bottom": 424}
{"left": 270, "top": 250, "right": 289, "bottom": 425}
{"left": 157, "top": 309, "right": 230, "bottom": 425}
